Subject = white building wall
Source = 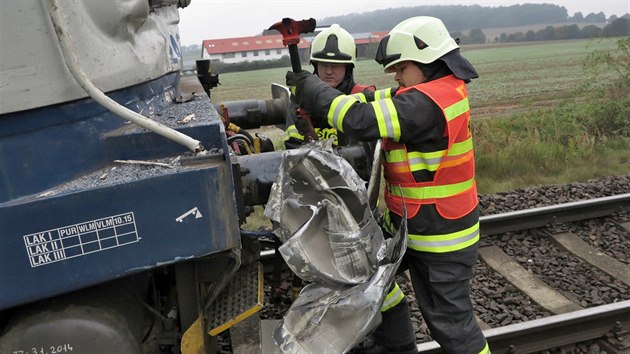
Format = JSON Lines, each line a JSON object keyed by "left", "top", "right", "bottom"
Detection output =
{"left": 203, "top": 48, "right": 290, "bottom": 64}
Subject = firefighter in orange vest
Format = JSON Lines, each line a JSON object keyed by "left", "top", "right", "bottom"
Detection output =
{"left": 287, "top": 16, "right": 490, "bottom": 354}
{"left": 284, "top": 24, "right": 375, "bottom": 149}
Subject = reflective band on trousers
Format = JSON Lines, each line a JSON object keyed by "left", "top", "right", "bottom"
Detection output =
{"left": 388, "top": 177, "right": 475, "bottom": 200}
{"left": 479, "top": 341, "right": 491, "bottom": 354}
{"left": 371, "top": 98, "right": 401, "bottom": 141}
{"left": 408, "top": 222, "right": 480, "bottom": 253}
{"left": 383, "top": 212, "right": 479, "bottom": 253}
{"left": 380, "top": 282, "right": 404, "bottom": 312}
{"left": 328, "top": 95, "right": 359, "bottom": 132}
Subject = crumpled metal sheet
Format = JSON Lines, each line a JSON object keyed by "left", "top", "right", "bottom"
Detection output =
{"left": 264, "top": 140, "right": 407, "bottom": 353}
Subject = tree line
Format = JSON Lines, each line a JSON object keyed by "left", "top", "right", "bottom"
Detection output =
{"left": 319, "top": 4, "right": 626, "bottom": 33}
{"left": 457, "top": 18, "right": 629, "bottom": 44}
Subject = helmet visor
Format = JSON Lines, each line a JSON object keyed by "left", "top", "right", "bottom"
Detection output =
{"left": 374, "top": 35, "right": 400, "bottom": 68}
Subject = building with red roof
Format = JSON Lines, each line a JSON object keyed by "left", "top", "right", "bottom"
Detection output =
{"left": 201, "top": 30, "right": 389, "bottom": 65}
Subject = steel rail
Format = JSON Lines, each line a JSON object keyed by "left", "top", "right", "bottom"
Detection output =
{"left": 258, "top": 193, "right": 630, "bottom": 259}
{"left": 479, "top": 193, "right": 630, "bottom": 236}
{"left": 254, "top": 194, "right": 630, "bottom": 352}
{"left": 416, "top": 300, "right": 630, "bottom": 353}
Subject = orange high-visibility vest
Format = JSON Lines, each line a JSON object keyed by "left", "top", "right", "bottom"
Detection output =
{"left": 383, "top": 75, "right": 478, "bottom": 220}
{"left": 351, "top": 84, "right": 376, "bottom": 94}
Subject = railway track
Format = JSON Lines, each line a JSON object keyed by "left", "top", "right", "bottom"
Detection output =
{"left": 243, "top": 175, "right": 630, "bottom": 353}
{"left": 414, "top": 192, "right": 630, "bottom": 353}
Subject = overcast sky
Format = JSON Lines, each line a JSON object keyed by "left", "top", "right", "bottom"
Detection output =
{"left": 178, "top": 0, "right": 630, "bottom": 46}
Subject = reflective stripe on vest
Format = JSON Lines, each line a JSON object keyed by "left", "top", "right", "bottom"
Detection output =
{"left": 383, "top": 75, "right": 478, "bottom": 221}
{"left": 380, "top": 282, "right": 404, "bottom": 312}
{"left": 388, "top": 177, "right": 474, "bottom": 200}
{"left": 371, "top": 98, "right": 401, "bottom": 141}
{"left": 328, "top": 95, "right": 360, "bottom": 132}
{"left": 445, "top": 96, "right": 470, "bottom": 121}
{"left": 408, "top": 221, "right": 480, "bottom": 253}
{"left": 388, "top": 148, "right": 443, "bottom": 172}
{"left": 387, "top": 137, "right": 473, "bottom": 172}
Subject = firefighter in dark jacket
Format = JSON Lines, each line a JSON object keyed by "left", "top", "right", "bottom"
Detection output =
{"left": 286, "top": 16, "right": 490, "bottom": 354}
{"left": 284, "top": 24, "right": 375, "bottom": 149}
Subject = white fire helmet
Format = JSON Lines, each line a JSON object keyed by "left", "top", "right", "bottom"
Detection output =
{"left": 375, "top": 16, "right": 459, "bottom": 72}
{"left": 310, "top": 24, "right": 357, "bottom": 67}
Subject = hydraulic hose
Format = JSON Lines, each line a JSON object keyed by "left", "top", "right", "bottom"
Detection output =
{"left": 42, "top": 0, "right": 204, "bottom": 153}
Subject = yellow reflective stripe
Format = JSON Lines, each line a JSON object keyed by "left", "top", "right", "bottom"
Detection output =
{"left": 444, "top": 97, "right": 470, "bottom": 121}
{"left": 408, "top": 150, "right": 445, "bottom": 159}
{"left": 372, "top": 101, "right": 387, "bottom": 138}
{"left": 407, "top": 150, "right": 446, "bottom": 172}
{"left": 328, "top": 95, "right": 359, "bottom": 132}
{"left": 380, "top": 282, "right": 404, "bottom": 312}
{"left": 382, "top": 210, "right": 396, "bottom": 235}
{"left": 389, "top": 177, "right": 475, "bottom": 200}
{"left": 284, "top": 125, "right": 304, "bottom": 140}
{"left": 374, "top": 88, "right": 392, "bottom": 101}
{"left": 478, "top": 341, "right": 491, "bottom": 354}
{"left": 385, "top": 149, "right": 407, "bottom": 163}
{"left": 408, "top": 222, "right": 480, "bottom": 253}
{"left": 386, "top": 140, "right": 473, "bottom": 173}
{"left": 448, "top": 137, "right": 473, "bottom": 156}
{"left": 351, "top": 92, "right": 368, "bottom": 103}
{"left": 317, "top": 127, "right": 338, "bottom": 145}
{"left": 370, "top": 98, "right": 401, "bottom": 141}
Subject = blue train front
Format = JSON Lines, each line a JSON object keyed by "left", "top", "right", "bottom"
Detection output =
{"left": 0, "top": 1, "right": 269, "bottom": 352}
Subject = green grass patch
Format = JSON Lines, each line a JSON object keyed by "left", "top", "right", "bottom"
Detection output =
{"left": 474, "top": 51, "right": 630, "bottom": 195}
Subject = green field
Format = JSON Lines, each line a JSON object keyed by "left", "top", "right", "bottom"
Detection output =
{"left": 210, "top": 38, "right": 618, "bottom": 109}
{"left": 210, "top": 38, "right": 629, "bottom": 196}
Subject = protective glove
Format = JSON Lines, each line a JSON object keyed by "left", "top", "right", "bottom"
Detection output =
{"left": 295, "top": 108, "right": 318, "bottom": 142}
{"left": 286, "top": 70, "right": 312, "bottom": 98}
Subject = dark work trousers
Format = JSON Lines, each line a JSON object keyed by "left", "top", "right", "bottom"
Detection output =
{"left": 406, "top": 245, "right": 487, "bottom": 354}
{"left": 371, "top": 294, "right": 417, "bottom": 352}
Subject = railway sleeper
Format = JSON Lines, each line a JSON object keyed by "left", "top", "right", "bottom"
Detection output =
{"left": 478, "top": 245, "right": 583, "bottom": 315}
{"left": 541, "top": 229, "right": 630, "bottom": 286}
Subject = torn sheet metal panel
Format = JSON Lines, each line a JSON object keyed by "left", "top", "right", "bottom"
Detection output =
{"left": 264, "top": 141, "right": 407, "bottom": 353}
{"left": 274, "top": 221, "right": 407, "bottom": 354}
{"left": 265, "top": 140, "right": 382, "bottom": 285}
